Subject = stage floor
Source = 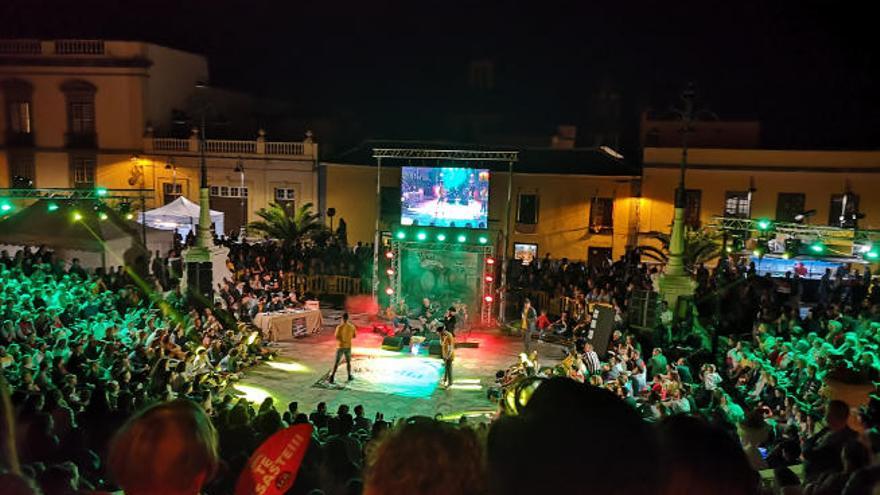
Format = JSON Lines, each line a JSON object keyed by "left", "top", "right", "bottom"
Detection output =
{"left": 233, "top": 317, "right": 565, "bottom": 422}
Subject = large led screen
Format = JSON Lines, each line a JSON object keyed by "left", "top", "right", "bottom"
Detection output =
{"left": 400, "top": 166, "right": 489, "bottom": 228}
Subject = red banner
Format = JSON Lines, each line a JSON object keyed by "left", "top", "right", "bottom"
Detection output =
{"left": 234, "top": 423, "right": 313, "bottom": 495}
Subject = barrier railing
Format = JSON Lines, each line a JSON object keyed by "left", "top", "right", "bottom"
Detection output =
{"left": 283, "top": 274, "right": 365, "bottom": 297}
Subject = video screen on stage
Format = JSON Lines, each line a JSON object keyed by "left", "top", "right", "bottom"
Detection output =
{"left": 400, "top": 166, "right": 489, "bottom": 228}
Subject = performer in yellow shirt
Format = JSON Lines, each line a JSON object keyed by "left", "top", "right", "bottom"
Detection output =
{"left": 440, "top": 327, "right": 455, "bottom": 388}
{"left": 329, "top": 312, "right": 357, "bottom": 384}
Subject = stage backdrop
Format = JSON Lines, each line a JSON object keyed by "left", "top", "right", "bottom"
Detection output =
{"left": 400, "top": 247, "right": 482, "bottom": 314}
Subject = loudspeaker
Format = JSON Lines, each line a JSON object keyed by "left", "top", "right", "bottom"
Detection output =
{"left": 586, "top": 305, "right": 615, "bottom": 356}
{"left": 186, "top": 261, "right": 213, "bottom": 303}
{"left": 381, "top": 336, "right": 403, "bottom": 351}
{"left": 626, "top": 290, "right": 660, "bottom": 329}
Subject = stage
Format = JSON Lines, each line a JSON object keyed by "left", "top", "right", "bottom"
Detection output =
{"left": 233, "top": 313, "right": 565, "bottom": 421}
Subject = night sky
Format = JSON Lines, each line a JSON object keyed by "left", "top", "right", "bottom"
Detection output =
{"left": 2, "top": 0, "right": 878, "bottom": 155}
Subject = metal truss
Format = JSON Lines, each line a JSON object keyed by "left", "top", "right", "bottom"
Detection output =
{"left": 372, "top": 148, "right": 518, "bottom": 162}
{"left": 709, "top": 216, "right": 880, "bottom": 243}
{"left": 0, "top": 188, "right": 153, "bottom": 200}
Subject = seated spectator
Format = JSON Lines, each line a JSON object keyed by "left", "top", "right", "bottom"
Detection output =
{"left": 365, "top": 418, "right": 484, "bottom": 495}
{"left": 108, "top": 399, "right": 219, "bottom": 495}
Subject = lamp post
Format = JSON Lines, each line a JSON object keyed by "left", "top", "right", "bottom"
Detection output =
{"left": 130, "top": 154, "right": 147, "bottom": 246}
{"left": 658, "top": 84, "right": 699, "bottom": 308}
{"left": 234, "top": 157, "right": 246, "bottom": 240}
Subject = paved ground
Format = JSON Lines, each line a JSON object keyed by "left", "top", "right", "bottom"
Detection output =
{"left": 234, "top": 313, "right": 565, "bottom": 421}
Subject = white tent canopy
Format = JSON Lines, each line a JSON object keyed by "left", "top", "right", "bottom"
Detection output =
{"left": 139, "top": 196, "right": 224, "bottom": 238}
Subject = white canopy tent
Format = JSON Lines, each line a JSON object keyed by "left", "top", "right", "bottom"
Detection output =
{"left": 139, "top": 196, "right": 224, "bottom": 238}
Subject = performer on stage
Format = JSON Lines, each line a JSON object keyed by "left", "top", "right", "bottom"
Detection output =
{"left": 443, "top": 306, "right": 457, "bottom": 335}
{"left": 521, "top": 299, "right": 537, "bottom": 353}
{"left": 440, "top": 324, "right": 455, "bottom": 388}
{"left": 329, "top": 313, "right": 356, "bottom": 384}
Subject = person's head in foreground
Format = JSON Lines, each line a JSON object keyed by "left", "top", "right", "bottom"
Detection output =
{"left": 107, "top": 399, "right": 219, "bottom": 495}
{"left": 487, "top": 377, "right": 659, "bottom": 495}
{"left": 364, "top": 417, "right": 484, "bottom": 495}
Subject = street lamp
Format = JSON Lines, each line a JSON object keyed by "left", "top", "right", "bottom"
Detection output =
{"left": 234, "top": 157, "right": 246, "bottom": 240}
{"left": 130, "top": 154, "right": 147, "bottom": 246}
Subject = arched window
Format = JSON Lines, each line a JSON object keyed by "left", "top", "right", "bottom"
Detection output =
{"left": 61, "top": 79, "right": 97, "bottom": 147}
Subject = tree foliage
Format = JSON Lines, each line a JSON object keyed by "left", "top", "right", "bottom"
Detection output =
{"left": 637, "top": 229, "right": 722, "bottom": 272}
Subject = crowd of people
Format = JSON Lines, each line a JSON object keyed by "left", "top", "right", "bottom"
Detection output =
{"left": 3, "top": 235, "right": 880, "bottom": 494}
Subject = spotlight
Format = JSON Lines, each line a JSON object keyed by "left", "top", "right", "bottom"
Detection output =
{"left": 725, "top": 246, "right": 733, "bottom": 253}
{"left": 486, "top": 257, "right": 495, "bottom": 265}
{"left": 756, "top": 218, "right": 772, "bottom": 231}
{"left": 867, "top": 251, "right": 879, "bottom": 261}
{"left": 386, "top": 268, "right": 395, "bottom": 276}
{"left": 385, "top": 251, "right": 394, "bottom": 259}
{"left": 0, "top": 202, "right": 12, "bottom": 212}
{"left": 809, "top": 241, "right": 825, "bottom": 254}
{"left": 782, "top": 252, "right": 791, "bottom": 260}
{"left": 98, "top": 212, "right": 108, "bottom": 221}
{"left": 95, "top": 187, "right": 108, "bottom": 197}
{"left": 385, "top": 287, "right": 394, "bottom": 295}
{"left": 436, "top": 233, "right": 446, "bottom": 241}
{"left": 457, "top": 234, "right": 467, "bottom": 243}
{"left": 125, "top": 213, "right": 134, "bottom": 220}
{"left": 485, "top": 275, "right": 494, "bottom": 282}
{"left": 478, "top": 236, "right": 488, "bottom": 244}
{"left": 752, "top": 249, "right": 763, "bottom": 257}
{"left": 73, "top": 211, "right": 83, "bottom": 221}
{"left": 395, "top": 231, "right": 406, "bottom": 240}
{"left": 484, "top": 295, "right": 494, "bottom": 303}
{"left": 416, "top": 231, "right": 427, "bottom": 241}
{"left": 47, "top": 203, "right": 59, "bottom": 212}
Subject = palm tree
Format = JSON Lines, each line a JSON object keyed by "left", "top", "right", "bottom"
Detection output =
{"left": 637, "top": 229, "right": 722, "bottom": 273}
{"left": 248, "top": 202, "right": 325, "bottom": 252}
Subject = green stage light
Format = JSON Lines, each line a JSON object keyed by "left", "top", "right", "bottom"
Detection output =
{"left": 436, "top": 233, "right": 446, "bottom": 241}
{"left": 457, "top": 234, "right": 467, "bottom": 243}
{"left": 99, "top": 212, "right": 108, "bottom": 221}
{"left": 782, "top": 252, "right": 792, "bottom": 260}
{"left": 756, "top": 218, "right": 772, "bottom": 231}
{"left": 96, "top": 187, "right": 108, "bottom": 197}
{"left": 395, "top": 231, "right": 406, "bottom": 240}
{"left": 73, "top": 211, "right": 83, "bottom": 221}
{"left": 0, "top": 202, "right": 12, "bottom": 212}
{"left": 125, "top": 213, "right": 134, "bottom": 220}
{"left": 725, "top": 246, "right": 733, "bottom": 253}
{"left": 416, "top": 231, "right": 427, "bottom": 241}
{"left": 867, "top": 251, "right": 880, "bottom": 260}
{"left": 809, "top": 241, "right": 825, "bottom": 254}
{"left": 47, "top": 203, "right": 59, "bottom": 212}
{"left": 478, "top": 235, "right": 488, "bottom": 244}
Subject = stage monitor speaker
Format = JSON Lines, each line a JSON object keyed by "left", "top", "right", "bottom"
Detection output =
{"left": 381, "top": 336, "right": 404, "bottom": 351}
{"left": 186, "top": 261, "right": 213, "bottom": 303}
{"left": 586, "top": 305, "right": 615, "bottom": 356}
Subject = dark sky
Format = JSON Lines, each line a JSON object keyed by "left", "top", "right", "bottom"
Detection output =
{"left": 2, "top": 0, "right": 878, "bottom": 152}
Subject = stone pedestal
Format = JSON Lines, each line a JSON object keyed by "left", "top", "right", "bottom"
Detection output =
{"left": 658, "top": 272, "right": 696, "bottom": 308}
{"left": 183, "top": 244, "right": 231, "bottom": 304}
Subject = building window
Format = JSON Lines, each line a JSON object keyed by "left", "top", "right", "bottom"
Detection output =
{"left": 61, "top": 80, "right": 97, "bottom": 148}
{"left": 724, "top": 191, "right": 751, "bottom": 218}
{"left": 163, "top": 183, "right": 182, "bottom": 205}
{"left": 829, "top": 193, "right": 860, "bottom": 228}
{"left": 589, "top": 197, "right": 614, "bottom": 232}
{"left": 210, "top": 185, "right": 248, "bottom": 198}
{"left": 684, "top": 189, "right": 702, "bottom": 228}
{"left": 776, "top": 193, "right": 806, "bottom": 223}
{"left": 2, "top": 78, "right": 34, "bottom": 145}
{"left": 275, "top": 188, "right": 295, "bottom": 201}
{"left": 71, "top": 155, "right": 96, "bottom": 188}
{"left": 517, "top": 193, "right": 539, "bottom": 225}
{"left": 8, "top": 150, "right": 35, "bottom": 187}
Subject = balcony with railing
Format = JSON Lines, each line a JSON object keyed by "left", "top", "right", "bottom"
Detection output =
{"left": 144, "top": 129, "right": 316, "bottom": 159}
{"left": 0, "top": 39, "right": 149, "bottom": 59}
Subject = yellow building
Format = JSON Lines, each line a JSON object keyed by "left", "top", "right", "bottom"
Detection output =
{"left": 321, "top": 142, "right": 640, "bottom": 263}
{"left": 640, "top": 147, "right": 880, "bottom": 240}
{"left": 0, "top": 39, "right": 317, "bottom": 234}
